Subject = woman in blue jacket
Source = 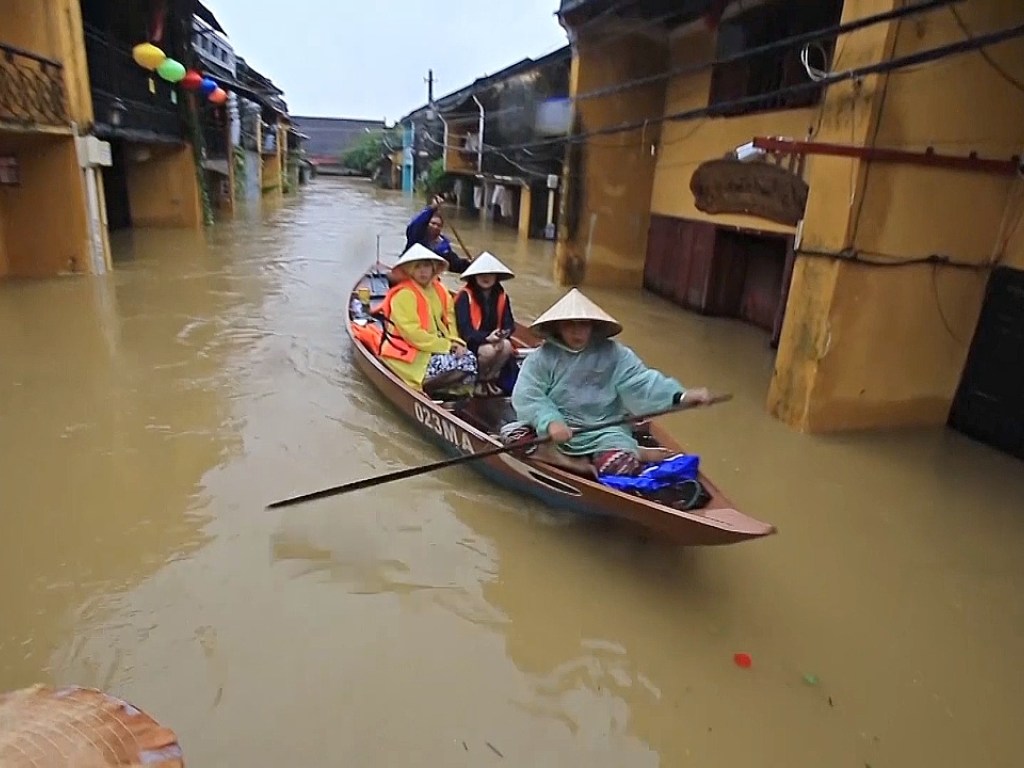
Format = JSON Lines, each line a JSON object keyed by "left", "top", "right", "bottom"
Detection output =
{"left": 404, "top": 195, "right": 472, "bottom": 274}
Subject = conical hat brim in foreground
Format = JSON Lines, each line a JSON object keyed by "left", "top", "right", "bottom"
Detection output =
{"left": 0, "top": 684, "right": 184, "bottom": 767}
{"left": 391, "top": 243, "right": 448, "bottom": 275}
{"left": 459, "top": 251, "right": 514, "bottom": 281}
{"left": 530, "top": 288, "right": 623, "bottom": 338}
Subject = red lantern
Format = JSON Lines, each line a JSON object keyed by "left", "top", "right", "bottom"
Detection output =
{"left": 181, "top": 69, "right": 203, "bottom": 91}
{"left": 208, "top": 87, "right": 228, "bottom": 105}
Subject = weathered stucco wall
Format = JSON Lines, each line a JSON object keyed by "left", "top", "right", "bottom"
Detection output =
{"left": 126, "top": 145, "right": 202, "bottom": 229}
{"left": 554, "top": 29, "right": 668, "bottom": 288}
{"left": 769, "top": 0, "right": 1024, "bottom": 432}
{"left": 650, "top": 25, "right": 816, "bottom": 236}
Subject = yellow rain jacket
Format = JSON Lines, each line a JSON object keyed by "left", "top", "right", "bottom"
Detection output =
{"left": 379, "top": 279, "right": 466, "bottom": 388}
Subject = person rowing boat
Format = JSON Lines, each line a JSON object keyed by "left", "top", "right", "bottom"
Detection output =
{"left": 510, "top": 288, "right": 713, "bottom": 478}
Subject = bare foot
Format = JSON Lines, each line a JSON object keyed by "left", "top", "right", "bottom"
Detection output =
{"left": 638, "top": 447, "right": 673, "bottom": 463}
{"left": 533, "top": 444, "right": 598, "bottom": 479}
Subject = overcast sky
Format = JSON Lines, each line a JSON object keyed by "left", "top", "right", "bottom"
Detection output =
{"left": 202, "top": 0, "right": 570, "bottom": 122}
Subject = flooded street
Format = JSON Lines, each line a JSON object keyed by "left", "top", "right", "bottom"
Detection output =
{"left": 3, "top": 178, "right": 1024, "bottom": 766}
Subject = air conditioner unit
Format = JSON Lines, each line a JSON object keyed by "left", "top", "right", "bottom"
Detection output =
{"left": 732, "top": 141, "right": 766, "bottom": 163}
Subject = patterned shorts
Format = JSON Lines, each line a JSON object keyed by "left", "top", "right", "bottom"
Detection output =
{"left": 593, "top": 450, "right": 642, "bottom": 476}
{"left": 426, "top": 350, "right": 478, "bottom": 379}
{"left": 499, "top": 421, "right": 538, "bottom": 455}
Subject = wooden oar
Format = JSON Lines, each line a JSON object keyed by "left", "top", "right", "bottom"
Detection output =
{"left": 440, "top": 202, "right": 476, "bottom": 261}
{"left": 448, "top": 222, "right": 476, "bottom": 262}
{"left": 266, "top": 394, "right": 731, "bottom": 510}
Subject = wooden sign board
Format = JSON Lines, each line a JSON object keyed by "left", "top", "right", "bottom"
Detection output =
{"left": 0, "top": 156, "right": 19, "bottom": 186}
{"left": 690, "top": 158, "right": 808, "bottom": 227}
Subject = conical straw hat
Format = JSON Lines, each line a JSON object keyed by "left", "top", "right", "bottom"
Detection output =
{"left": 459, "top": 251, "right": 515, "bottom": 281}
{"left": 0, "top": 684, "right": 184, "bottom": 767}
{"left": 392, "top": 243, "right": 448, "bottom": 274}
{"left": 530, "top": 288, "right": 623, "bottom": 339}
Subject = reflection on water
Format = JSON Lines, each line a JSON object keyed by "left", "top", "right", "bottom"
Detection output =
{"left": 1, "top": 178, "right": 1023, "bottom": 766}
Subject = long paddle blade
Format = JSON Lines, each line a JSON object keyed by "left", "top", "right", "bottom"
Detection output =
{"left": 266, "top": 394, "right": 731, "bottom": 510}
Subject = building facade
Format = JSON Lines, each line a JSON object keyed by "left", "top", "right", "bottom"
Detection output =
{"left": 438, "top": 47, "right": 571, "bottom": 241}
{"left": 0, "top": 0, "right": 301, "bottom": 280}
{"left": 1, "top": 0, "right": 103, "bottom": 277}
{"left": 399, "top": 48, "right": 572, "bottom": 241}
{"left": 555, "top": 0, "right": 1024, "bottom": 456}
{"left": 291, "top": 116, "right": 386, "bottom": 176}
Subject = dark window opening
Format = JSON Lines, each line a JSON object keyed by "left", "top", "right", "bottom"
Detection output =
{"left": 949, "top": 266, "right": 1024, "bottom": 460}
{"left": 708, "top": 0, "right": 844, "bottom": 117}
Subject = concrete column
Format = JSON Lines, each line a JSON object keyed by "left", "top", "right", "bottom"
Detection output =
{"left": 554, "top": 31, "right": 668, "bottom": 287}
{"left": 517, "top": 184, "right": 532, "bottom": 239}
{"left": 768, "top": 0, "right": 1024, "bottom": 432}
{"left": 479, "top": 180, "right": 491, "bottom": 221}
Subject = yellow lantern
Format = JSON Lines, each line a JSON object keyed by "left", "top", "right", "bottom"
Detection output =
{"left": 132, "top": 42, "right": 166, "bottom": 71}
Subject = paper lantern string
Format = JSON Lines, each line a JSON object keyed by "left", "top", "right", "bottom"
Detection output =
{"left": 132, "top": 42, "right": 166, "bottom": 71}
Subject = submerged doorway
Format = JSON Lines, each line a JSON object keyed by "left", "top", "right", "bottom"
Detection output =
{"left": 949, "top": 266, "right": 1024, "bottom": 460}
{"left": 642, "top": 214, "right": 794, "bottom": 345}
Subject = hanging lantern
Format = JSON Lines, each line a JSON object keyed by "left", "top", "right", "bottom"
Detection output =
{"left": 132, "top": 42, "right": 166, "bottom": 70}
{"left": 199, "top": 77, "right": 218, "bottom": 96}
{"left": 156, "top": 57, "right": 186, "bottom": 83}
{"left": 180, "top": 69, "right": 203, "bottom": 91}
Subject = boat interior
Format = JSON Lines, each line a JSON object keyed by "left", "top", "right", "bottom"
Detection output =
{"left": 349, "top": 269, "right": 711, "bottom": 512}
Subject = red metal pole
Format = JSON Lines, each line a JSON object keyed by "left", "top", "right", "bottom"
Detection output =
{"left": 751, "top": 137, "right": 1021, "bottom": 177}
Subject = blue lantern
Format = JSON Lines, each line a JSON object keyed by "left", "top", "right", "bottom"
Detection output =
{"left": 199, "top": 77, "right": 217, "bottom": 95}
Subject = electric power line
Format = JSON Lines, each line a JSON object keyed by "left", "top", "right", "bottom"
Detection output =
{"left": 494, "top": 16, "right": 1024, "bottom": 153}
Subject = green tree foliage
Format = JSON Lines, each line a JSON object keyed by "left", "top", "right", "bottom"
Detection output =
{"left": 340, "top": 129, "right": 401, "bottom": 176}
{"left": 420, "top": 158, "right": 448, "bottom": 199}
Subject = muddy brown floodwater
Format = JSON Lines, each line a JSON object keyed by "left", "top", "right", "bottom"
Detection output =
{"left": 2, "top": 178, "right": 1023, "bottom": 766}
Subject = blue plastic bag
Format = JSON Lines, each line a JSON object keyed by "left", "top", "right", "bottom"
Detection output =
{"left": 598, "top": 453, "right": 700, "bottom": 492}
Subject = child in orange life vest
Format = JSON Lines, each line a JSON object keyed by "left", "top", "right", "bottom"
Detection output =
{"left": 377, "top": 243, "right": 478, "bottom": 394}
{"left": 453, "top": 252, "right": 517, "bottom": 395}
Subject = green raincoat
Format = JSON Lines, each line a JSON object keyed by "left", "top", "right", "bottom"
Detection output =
{"left": 511, "top": 336, "right": 685, "bottom": 457}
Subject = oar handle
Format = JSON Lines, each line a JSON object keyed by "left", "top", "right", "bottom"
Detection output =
{"left": 265, "top": 393, "right": 731, "bottom": 510}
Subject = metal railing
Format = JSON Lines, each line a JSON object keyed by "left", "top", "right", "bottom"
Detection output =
{"left": 0, "top": 42, "right": 69, "bottom": 126}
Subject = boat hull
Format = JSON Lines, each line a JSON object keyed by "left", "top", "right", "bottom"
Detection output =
{"left": 347, "top": 266, "right": 777, "bottom": 546}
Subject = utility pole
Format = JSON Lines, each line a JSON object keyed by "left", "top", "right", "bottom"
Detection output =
{"left": 425, "top": 69, "right": 434, "bottom": 105}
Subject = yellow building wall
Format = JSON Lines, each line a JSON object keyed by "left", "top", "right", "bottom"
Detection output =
{"left": 650, "top": 26, "right": 815, "bottom": 237}
{"left": 554, "top": 32, "right": 668, "bottom": 287}
{"left": 769, "top": 0, "right": 1024, "bottom": 432}
{"left": 0, "top": 200, "right": 8, "bottom": 277}
{"left": 1004, "top": 209, "right": 1024, "bottom": 271}
{"left": 0, "top": 138, "right": 91, "bottom": 277}
{"left": 4, "top": 1, "right": 58, "bottom": 59}
{"left": 3, "top": 0, "right": 93, "bottom": 127}
{"left": 125, "top": 145, "right": 202, "bottom": 229}
{"left": 262, "top": 151, "right": 282, "bottom": 192}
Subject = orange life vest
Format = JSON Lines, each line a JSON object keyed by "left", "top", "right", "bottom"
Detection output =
{"left": 457, "top": 286, "right": 508, "bottom": 332}
{"left": 350, "top": 319, "right": 384, "bottom": 352}
{"left": 376, "top": 279, "right": 452, "bottom": 362}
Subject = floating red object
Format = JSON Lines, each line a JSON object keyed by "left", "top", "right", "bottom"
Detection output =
{"left": 733, "top": 652, "right": 752, "bottom": 669}
{"left": 181, "top": 69, "right": 203, "bottom": 91}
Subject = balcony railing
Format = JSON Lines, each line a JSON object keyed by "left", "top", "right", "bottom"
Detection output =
{"left": 0, "top": 42, "right": 69, "bottom": 126}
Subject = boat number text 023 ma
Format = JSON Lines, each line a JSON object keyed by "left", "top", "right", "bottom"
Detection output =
{"left": 414, "top": 402, "right": 474, "bottom": 452}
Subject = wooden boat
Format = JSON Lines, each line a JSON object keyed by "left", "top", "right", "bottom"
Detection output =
{"left": 346, "top": 264, "right": 777, "bottom": 546}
